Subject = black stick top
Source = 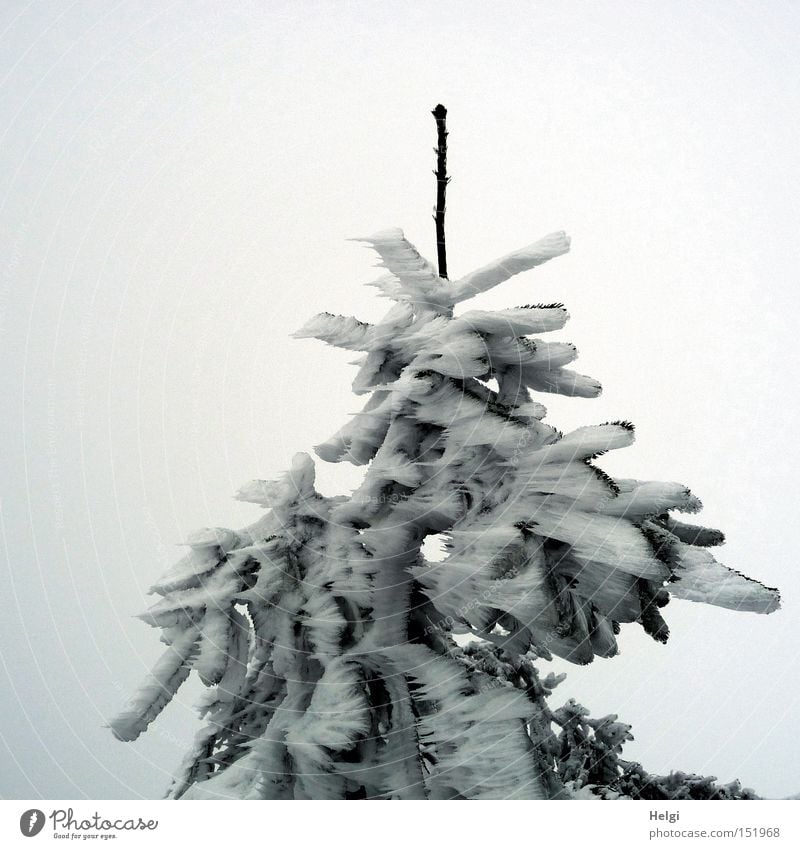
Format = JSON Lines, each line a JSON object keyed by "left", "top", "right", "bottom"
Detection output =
{"left": 432, "top": 104, "right": 449, "bottom": 279}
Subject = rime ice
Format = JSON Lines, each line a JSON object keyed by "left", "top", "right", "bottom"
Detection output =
{"left": 110, "top": 229, "right": 779, "bottom": 800}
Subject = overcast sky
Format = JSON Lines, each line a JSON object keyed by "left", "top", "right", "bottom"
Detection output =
{"left": 1, "top": 0, "right": 798, "bottom": 799}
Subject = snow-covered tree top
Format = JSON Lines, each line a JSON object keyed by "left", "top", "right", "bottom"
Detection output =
{"left": 111, "top": 226, "right": 779, "bottom": 801}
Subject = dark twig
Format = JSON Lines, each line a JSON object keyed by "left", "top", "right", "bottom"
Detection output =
{"left": 432, "top": 104, "right": 449, "bottom": 279}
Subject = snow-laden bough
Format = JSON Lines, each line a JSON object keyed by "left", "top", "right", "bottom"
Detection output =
{"left": 110, "top": 229, "right": 779, "bottom": 800}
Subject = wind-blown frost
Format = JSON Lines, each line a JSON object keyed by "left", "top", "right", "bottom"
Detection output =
{"left": 111, "top": 228, "right": 779, "bottom": 799}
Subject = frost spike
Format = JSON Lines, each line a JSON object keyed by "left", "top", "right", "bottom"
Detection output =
{"left": 669, "top": 545, "right": 780, "bottom": 614}
{"left": 456, "top": 305, "right": 569, "bottom": 336}
{"left": 450, "top": 231, "right": 571, "bottom": 304}
{"left": 293, "top": 313, "right": 375, "bottom": 351}
{"left": 109, "top": 626, "right": 201, "bottom": 742}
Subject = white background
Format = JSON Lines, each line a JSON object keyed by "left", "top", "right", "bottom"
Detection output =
{"left": 0, "top": 0, "right": 798, "bottom": 799}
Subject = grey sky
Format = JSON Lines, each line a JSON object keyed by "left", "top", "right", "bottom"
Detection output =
{"left": 1, "top": 0, "right": 798, "bottom": 799}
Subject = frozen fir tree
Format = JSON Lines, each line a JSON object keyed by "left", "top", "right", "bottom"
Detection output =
{"left": 110, "top": 106, "right": 780, "bottom": 800}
